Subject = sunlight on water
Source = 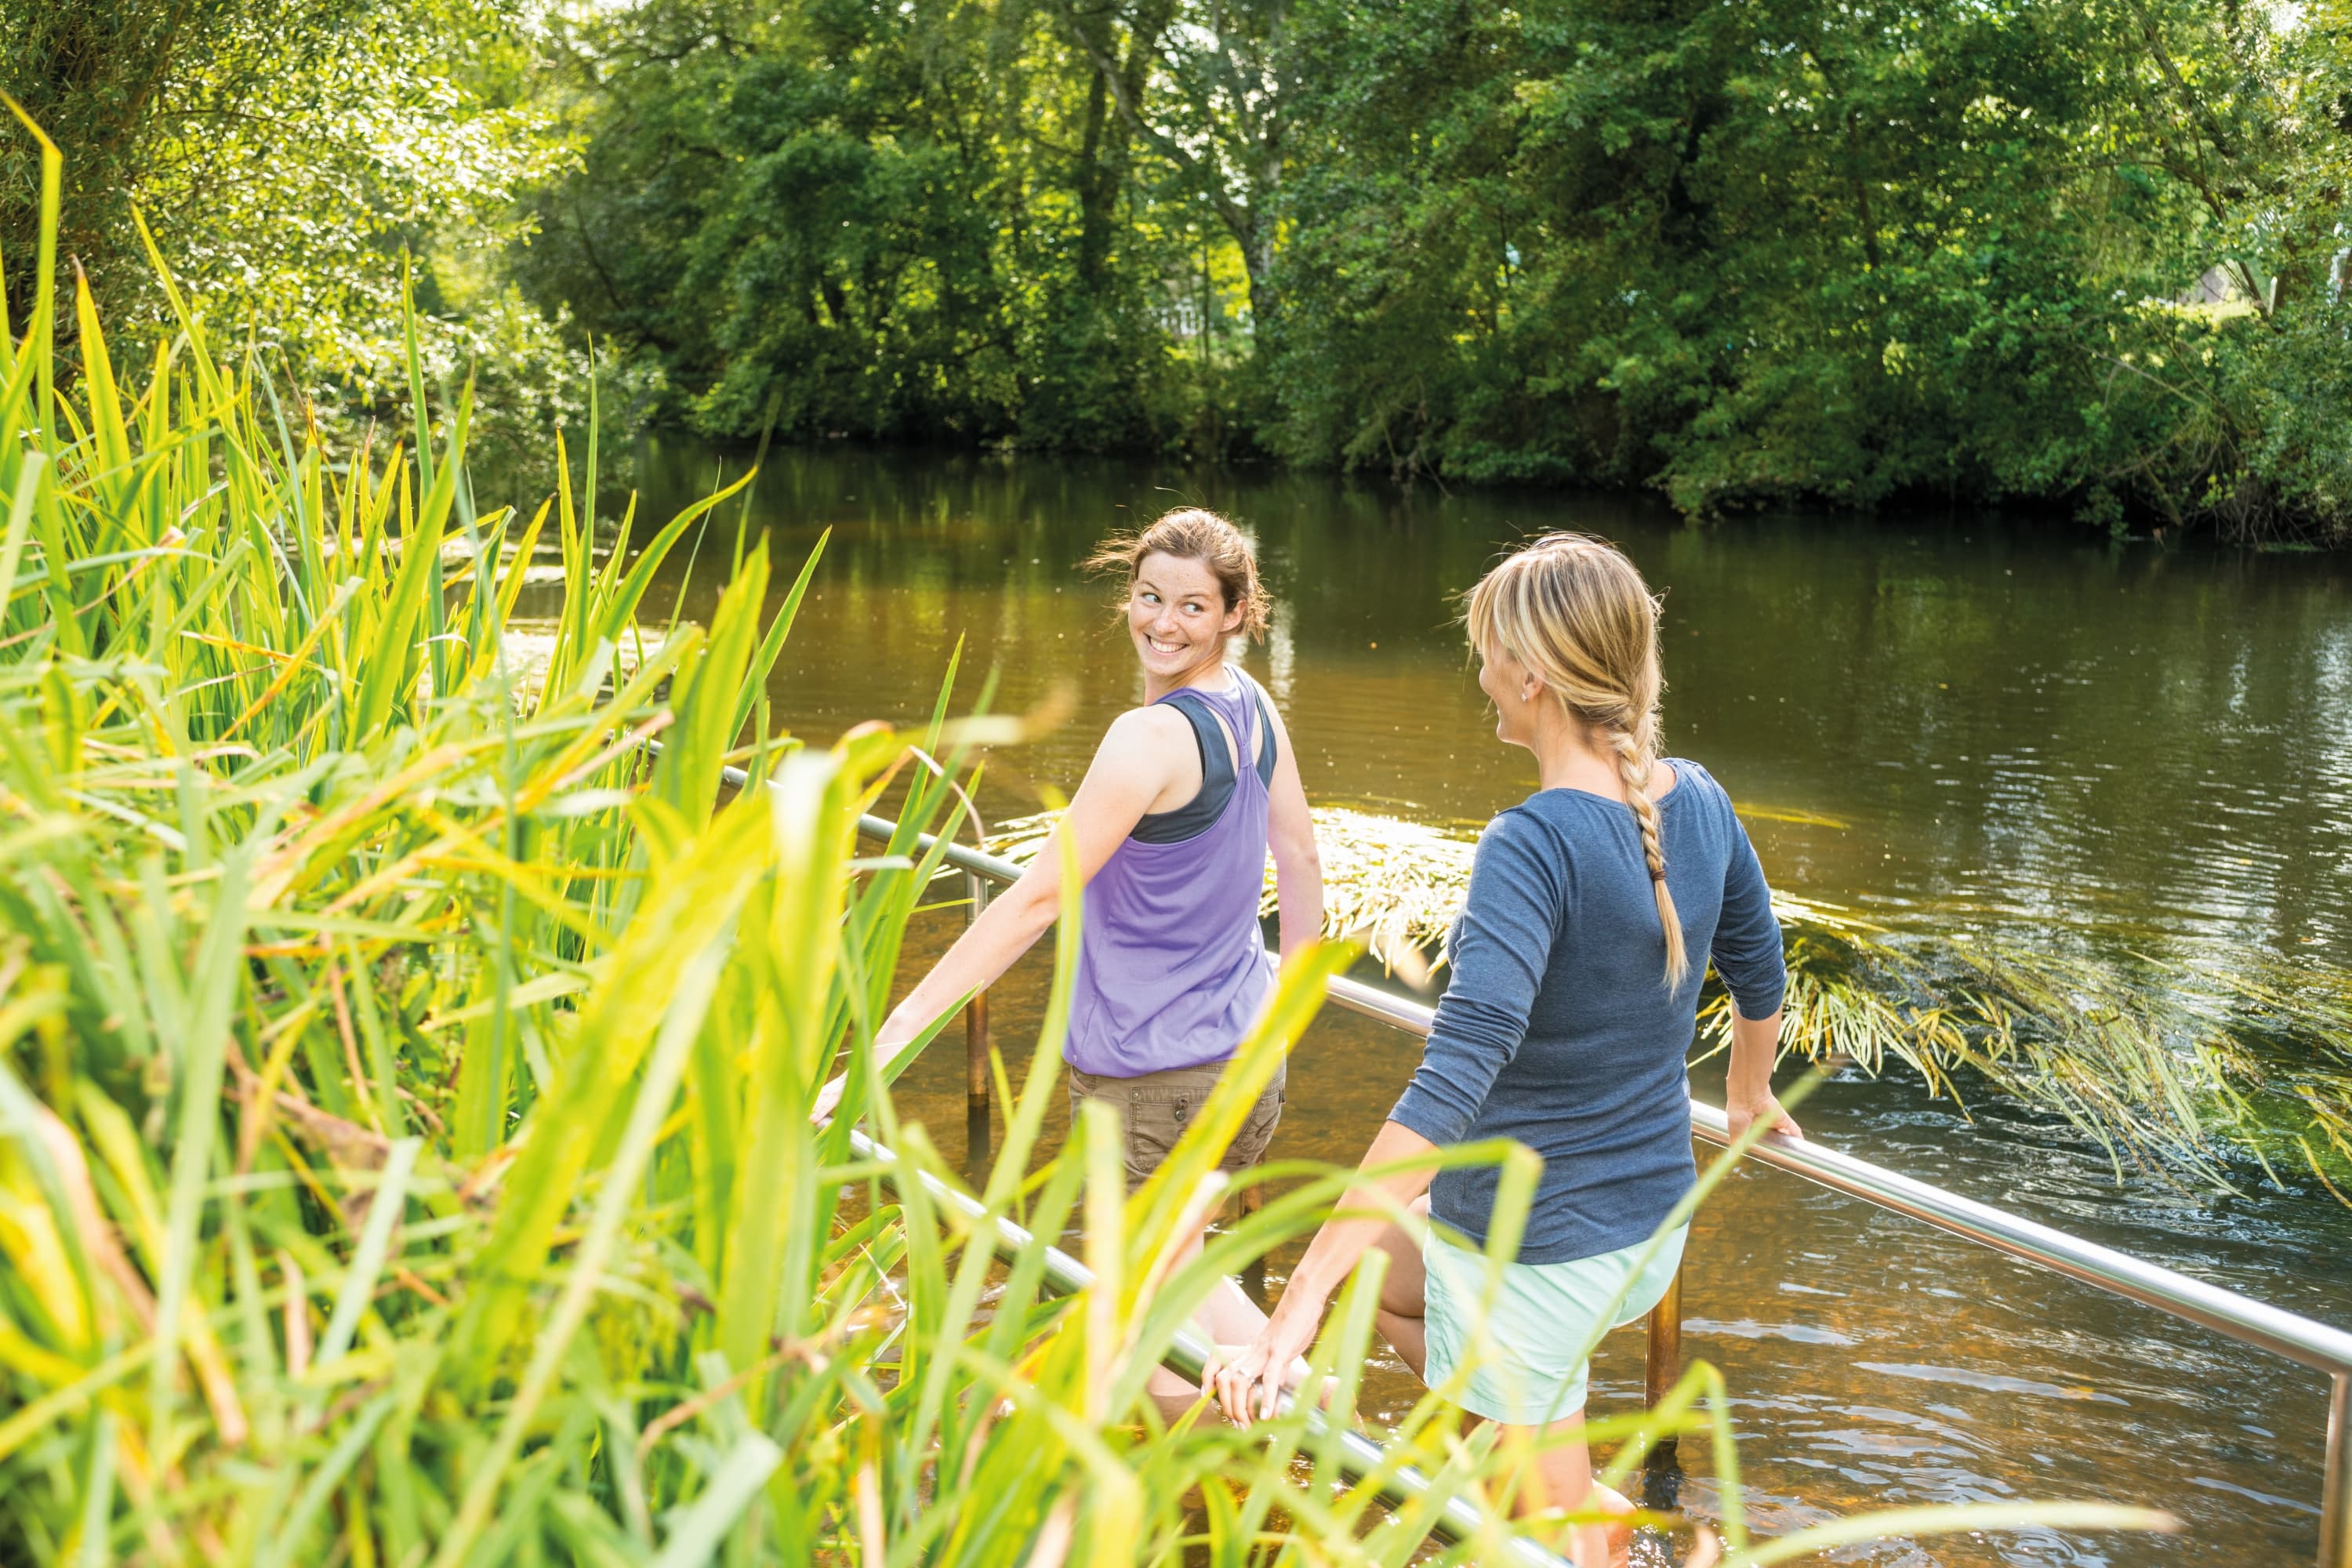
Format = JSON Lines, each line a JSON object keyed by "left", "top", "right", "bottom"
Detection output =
{"left": 636, "top": 440, "right": 2352, "bottom": 1566}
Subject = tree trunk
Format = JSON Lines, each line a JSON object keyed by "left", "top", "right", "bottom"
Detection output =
{"left": 1073, "top": 20, "right": 1116, "bottom": 289}
{"left": 1240, "top": 216, "right": 1278, "bottom": 331}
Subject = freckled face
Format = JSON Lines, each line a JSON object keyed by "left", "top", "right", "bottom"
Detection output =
{"left": 1128, "top": 552, "right": 1240, "bottom": 678}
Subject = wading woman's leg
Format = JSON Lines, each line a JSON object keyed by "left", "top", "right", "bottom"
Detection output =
{"left": 1506, "top": 1409, "right": 1633, "bottom": 1568}
{"left": 1145, "top": 1225, "right": 1270, "bottom": 1409}
{"left": 1371, "top": 1194, "right": 1432, "bottom": 1377}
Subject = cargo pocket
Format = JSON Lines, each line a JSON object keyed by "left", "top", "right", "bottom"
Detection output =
{"left": 1121, "top": 1091, "right": 1185, "bottom": 1187}
{"left": 1223, "top": 1081, "right": 1283, "bottom": 1173}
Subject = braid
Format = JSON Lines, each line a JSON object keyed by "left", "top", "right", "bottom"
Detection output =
{"left": 1607, "top": 723, "right": 1690, "bottom": 990}
{"left": 1465, "top": 530, "right": 1689, "bottom": 989}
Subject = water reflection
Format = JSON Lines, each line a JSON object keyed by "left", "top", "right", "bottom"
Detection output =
{"left": 640, "top": 439, "right": 2352, "bottom": 966}
{"left": 635, "top": 439, "right": 2352, "bottom": 1565}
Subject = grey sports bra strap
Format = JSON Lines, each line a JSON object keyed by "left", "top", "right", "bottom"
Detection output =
{"left": 1181, "top": 683, "right": 1277, "bottom": 787}
{"left": 1131, "top": 686, "right": 1276, "bottom": 844}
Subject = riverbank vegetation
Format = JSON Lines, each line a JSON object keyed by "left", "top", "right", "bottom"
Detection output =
{"left": 10, "top": 0, "right": 2352, "bottom": 540}
{"left": 515, "top": 0, "right": 2352, "bottom": 541}
{"left": 1, "top": 0, "right": 589, "bottom": 469}
{"left": 0, "top": 131, "right": 2183, "bottom": 1565}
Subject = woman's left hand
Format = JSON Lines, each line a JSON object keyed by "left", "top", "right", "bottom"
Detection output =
{"left": 1209, "top": 1297, "right": 1324, "bottom": 1428}
{"left": 1727, "top": 1091, "right": 1802, "bottom": 1143}
{"left": 1210, "top": 1120, "right": 1441, "bottom": 1427}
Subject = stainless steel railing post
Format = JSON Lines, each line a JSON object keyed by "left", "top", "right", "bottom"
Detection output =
{"left": 2325, "top": 1374, "right": 2351, "bottom": 1568}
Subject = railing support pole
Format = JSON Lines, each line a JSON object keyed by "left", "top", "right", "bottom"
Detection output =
{"left": 1644, "top": 1265, "right": 1685, "bottom": 1472}
{"left": 964, "top": 871, "right": 990, "bottom": 1114}
{"left": 2324, "top": 1373, "right": 2351, "bottom": 1568}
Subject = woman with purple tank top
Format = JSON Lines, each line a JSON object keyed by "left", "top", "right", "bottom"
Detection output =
{"left": 823, "top": 507, "right": 1325, "bottom": 1386}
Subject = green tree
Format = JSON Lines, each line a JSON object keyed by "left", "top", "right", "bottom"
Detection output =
{"left": 1053, "top": 0, "right": 1289, "bottom": 328}
{"left": 1260, "top": 0, "right": 2352, "bottom": 538}
{"left": 1, "top": 0, "right": 569, "bottom": 413}
{"left": 515, "top": 0, "right": 1200, "bottom": 449}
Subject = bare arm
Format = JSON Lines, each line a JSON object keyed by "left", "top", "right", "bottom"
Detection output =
{"left": 1211, "top": 1118, "right": 1439, "bottom": 1425}
{"left": 815, "top": 706, "right": 1189, "bottom": 1120}
{"left": 1724, "top": 1007, "right": 1801, "bottom": 1141}
{"left": 1261, "top": 699, "right": 1323, "bottom": 960}
{"left": 1711, "top": 797, "right": 1796, "bottom": 1141}
{"left": 1218, "top": 1007, "right": 1794, "bottom": 1424}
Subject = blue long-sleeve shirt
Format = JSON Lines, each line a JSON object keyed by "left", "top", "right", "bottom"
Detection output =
{"left": 1388, "top": 760, "right": 1787, "bottom": 1263}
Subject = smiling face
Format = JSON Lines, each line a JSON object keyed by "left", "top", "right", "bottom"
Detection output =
{"left": 1127, "top": 550, "right": 1243, "bottom": 681}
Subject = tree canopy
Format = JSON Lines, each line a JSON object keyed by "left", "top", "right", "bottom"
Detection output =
{"left": 1261, "top": 0, "right": 2352, "bottom": 534}
{"left": 2, "top": 0, "right": 572, "bottom": 419}
{"left": 10, "top": 0, "right": 2350, "bottom": 537}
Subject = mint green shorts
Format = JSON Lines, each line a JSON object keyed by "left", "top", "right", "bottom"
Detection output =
{"left": 1420, "top": 1222, "right": 1689, "bottom": 1427}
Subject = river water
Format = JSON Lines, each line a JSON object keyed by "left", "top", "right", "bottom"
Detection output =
{"left": 638, "top": 439, "right": 2352, "bottom": 1566}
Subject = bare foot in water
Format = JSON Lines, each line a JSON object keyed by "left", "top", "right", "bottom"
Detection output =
{"left": 1588, "top": 1482, "right": 1636, "bottom": 1568}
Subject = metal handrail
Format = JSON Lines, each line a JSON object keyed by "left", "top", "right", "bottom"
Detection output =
{"left": 760, "top": 797, "right": 1568, "bottom": 1565}
{"left": 855, "top": 811, "right": 2352, "bottom": 1568}
{"left": 838, "top": 1121, "right": 1570, "bottom": 1566}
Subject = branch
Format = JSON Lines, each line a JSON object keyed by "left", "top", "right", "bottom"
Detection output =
{"left": 1051, "top": 0, "right": 1259, "bottom": 245}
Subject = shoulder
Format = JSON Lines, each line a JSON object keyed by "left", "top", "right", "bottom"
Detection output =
{"left": 1477, "top": 798, "right": 1570, "bottom": 862}
{"left": 1227, "top": 666, "right": 1283, "bottom": 720}
{"left": 1246, "top": 670, "right": 1288, "bottom": 725}
{"left": 1660, "top": 757, "right": 1737, "bottom": 822}
{"left": 1247, "top": 676, "right": 1294, "bottom": 763}
{"left": 1097, "top": 703, "right": 1196, "bottom": 771}
{"left": 1465, "top": 804, "right": 1570, "bottom": 909}
{"left": 1658, "top": 756, "right": 1715, "bottom": 793}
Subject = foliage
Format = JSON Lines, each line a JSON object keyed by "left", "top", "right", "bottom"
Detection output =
{"left": 0, "top": 125, "right": 1391, "bottom": 1563}
{"left": 510, "top": 0, "right": 1222, "bottom": 452}
{"left": 513, "top": 0, "right": 2352, "bottom": 539}
{"left": 1695, "top": 902, "right": 2352, "bottom": 1200}
{"left": 0, "top": 143, "right": 2184, "bottom": 1563}
{"left": 12, "top": 0, "right": 2352, "bottom": 535}
{"left": 0, "top": 0, "right": 581, "bottom": 459}
{"left": 1260, "top": 0, "right": 2352, "bottom": 540}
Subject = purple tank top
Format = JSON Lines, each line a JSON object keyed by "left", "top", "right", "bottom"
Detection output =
{"left": 1065, "top": 669, "right": 1277, "bottom": 1076}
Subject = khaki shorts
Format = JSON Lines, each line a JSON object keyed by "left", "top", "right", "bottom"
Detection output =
{"left": 1067, "top": 1058, "right": 1286, "bottom": 1192}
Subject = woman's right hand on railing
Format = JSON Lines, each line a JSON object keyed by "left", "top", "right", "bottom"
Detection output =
{"left": 1723, "top": 1006, "right": 1798, "bottom": 1143}
{"left": 811, "top": 1028, "right": 917, "bottom": 1127}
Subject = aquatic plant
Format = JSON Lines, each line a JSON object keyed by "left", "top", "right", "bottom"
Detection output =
{"left": 0, "top": 114, "right": 2172, "bottom": 1566}
{"left": 1704, "top": 913, "right": 2352, "bottom": 1200}
{"left": 996, "top": 805, "right": 2352, "bottom": 1195}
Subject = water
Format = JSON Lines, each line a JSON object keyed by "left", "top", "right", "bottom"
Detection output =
{"left": 636, "top": 438, "right": 2352, "bottom": 1565}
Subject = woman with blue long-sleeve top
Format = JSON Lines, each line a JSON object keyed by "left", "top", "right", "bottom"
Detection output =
{"left": 1210, "top": 533, "right": 1798, "bottom": 1568}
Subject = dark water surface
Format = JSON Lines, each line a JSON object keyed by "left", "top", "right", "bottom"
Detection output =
{"left": 638, "top": 441, "right": 2352, "bottom": 1566}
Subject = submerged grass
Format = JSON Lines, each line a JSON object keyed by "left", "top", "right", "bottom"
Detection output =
{"left": 1711, "top": 916, "right": 2352, "bottom": 1200}
{"left": 0, "top": 112, "right": 2172, "bottom": 1566}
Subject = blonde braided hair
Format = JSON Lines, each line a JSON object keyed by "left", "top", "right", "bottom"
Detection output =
{"left": 1465, "top": 533, "right": 1688, "bottom": 989}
